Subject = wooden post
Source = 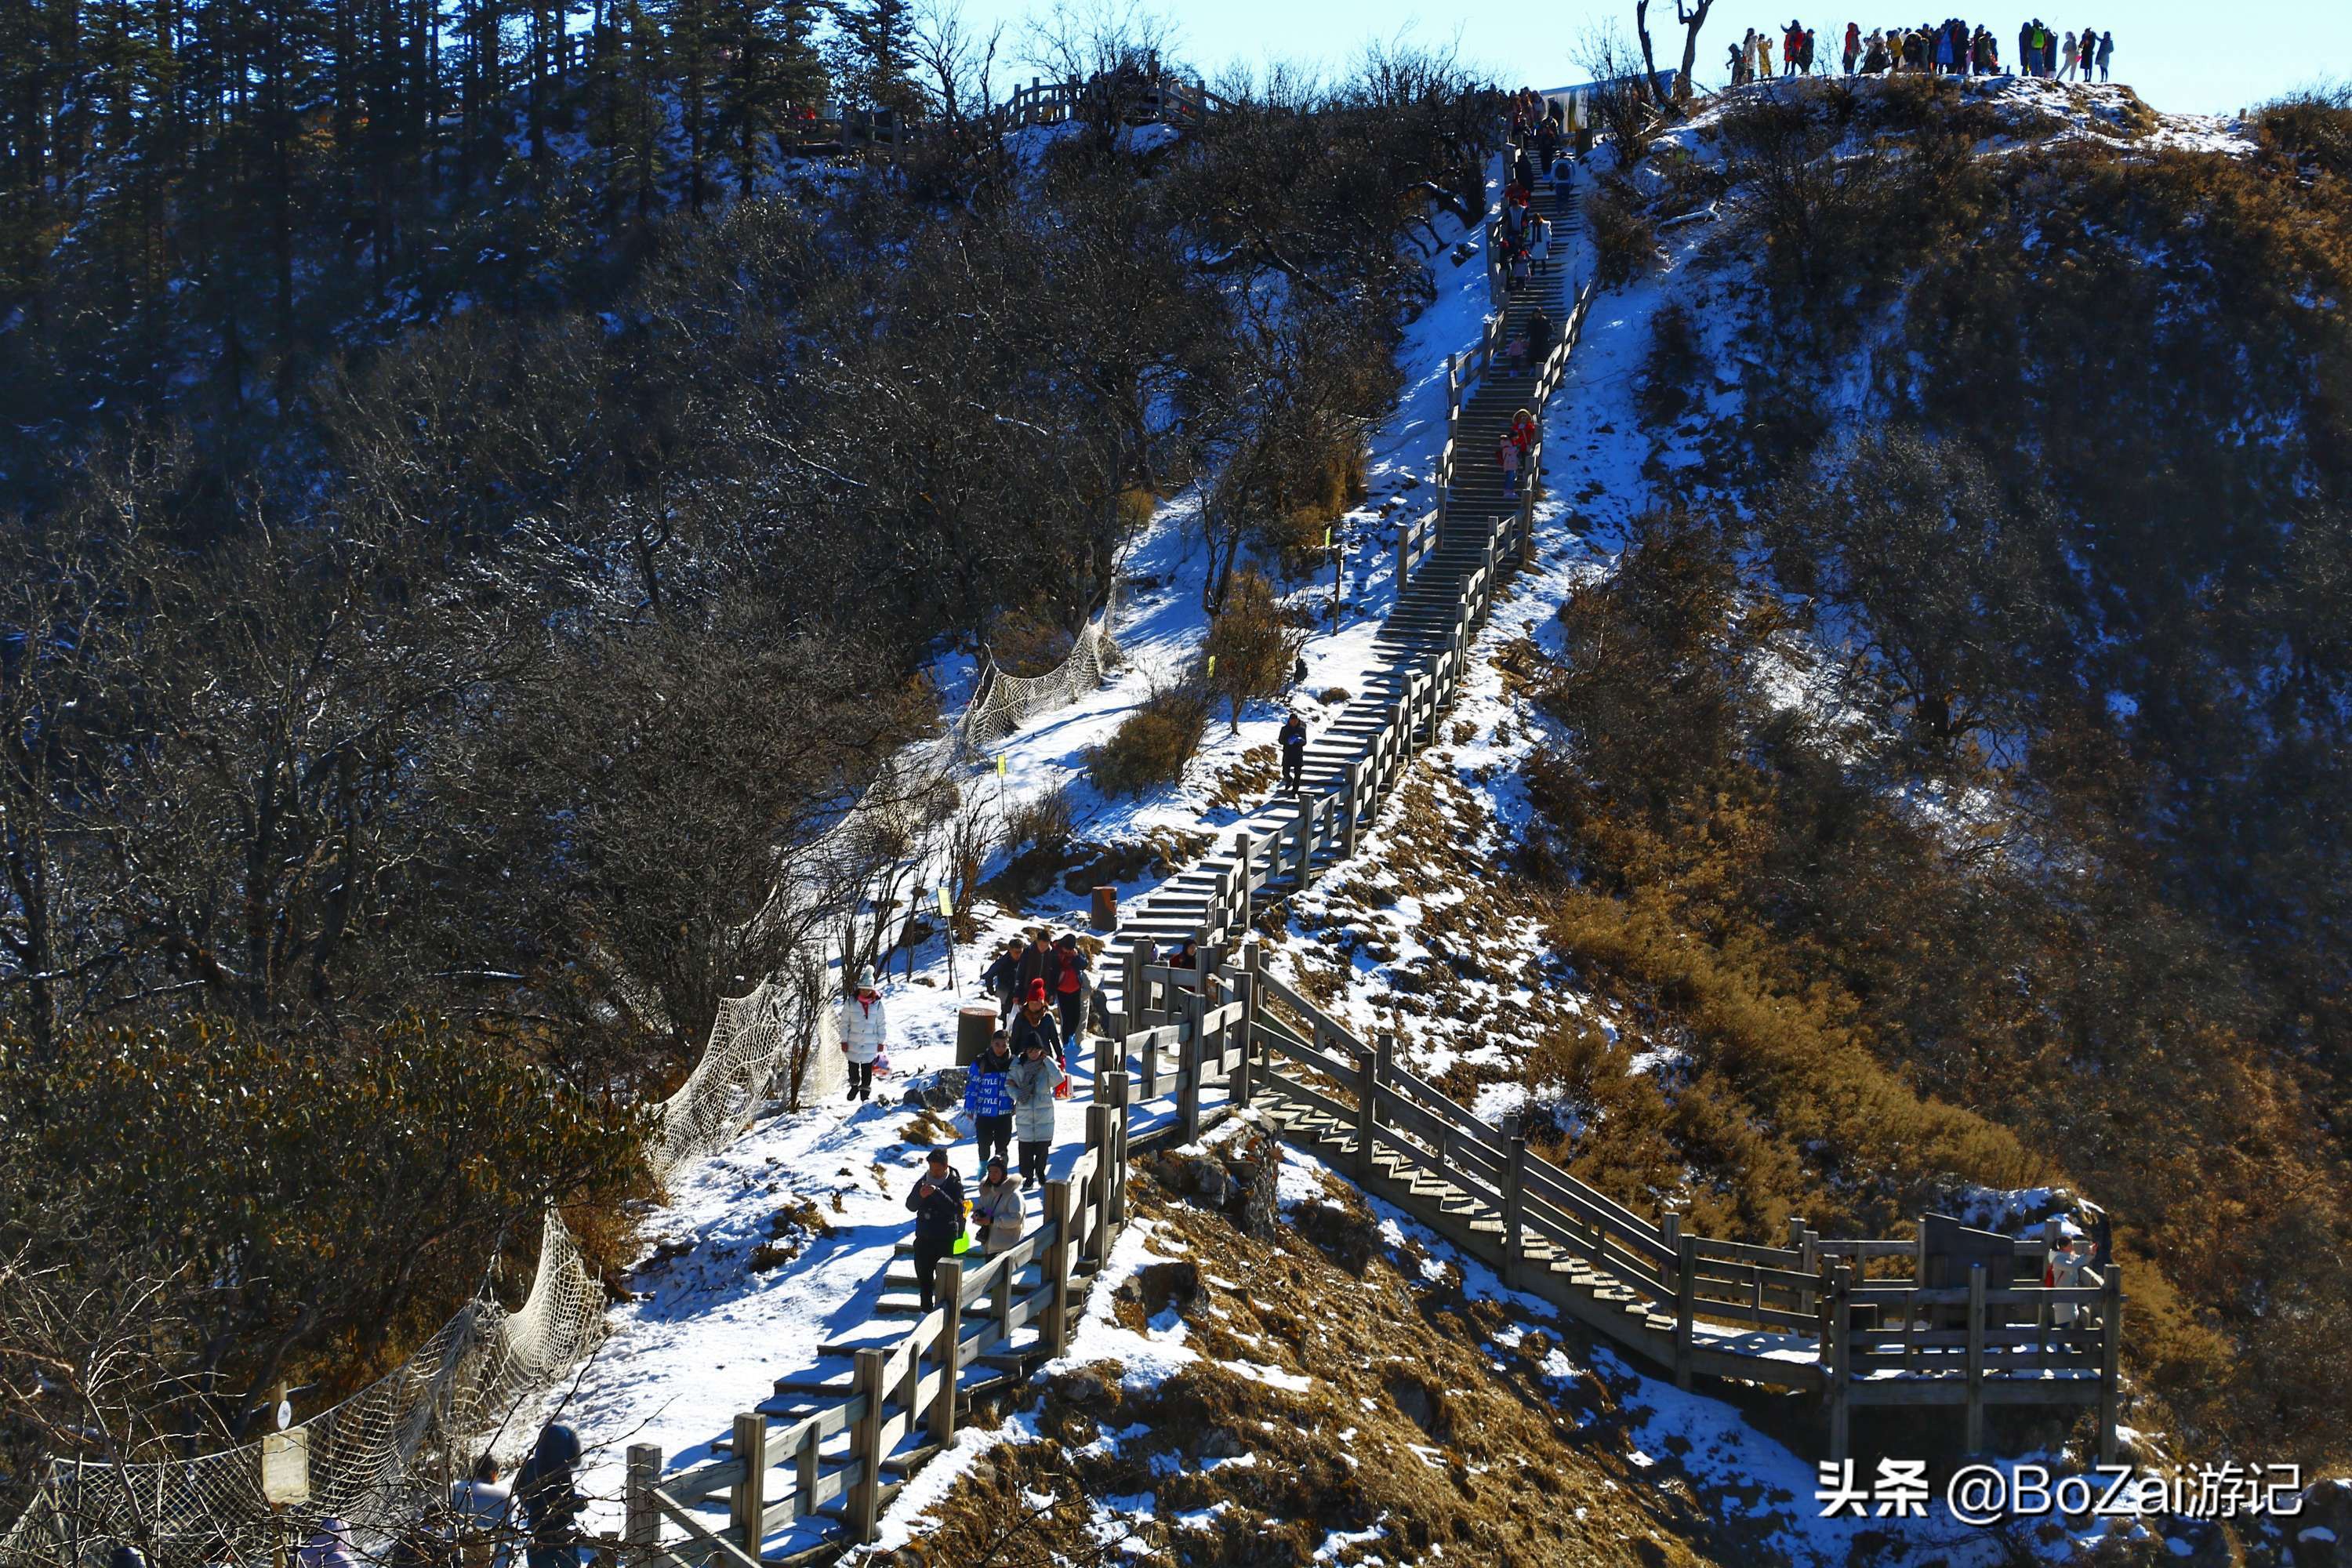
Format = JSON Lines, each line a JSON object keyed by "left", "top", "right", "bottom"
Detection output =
{"left": 1121, "top": 941, "right": 1145, "bottom": 1035}
{"left": 1673, "top": 1232, "right": 1697, "bottom": 1392}
{"left": 994, "top": 1253, "right": 1014, "bottom": 1343}
{"left": 624, "top": 1444, "right": 662, "bottom": 1567}
{"left": 729, "top": 1413, "right": 765, "bottom": 1556}
{"left": 848, "top": 1349, "right": 885, "bottom": 1543}
{"left": 1292, "top": 792, "right": 1314, "bottom": 887}
{"left": 794, "top": 1425, "right": 818, "bottom": 1523}
{"left": 931, "top": 1259, "right": 964, "bottom": 1443}
{"left": 1112, "top": 1069, "right": 1132, "bottom": 1221}
{"left": 1236, "top": 831, "right": 1254, "bottom": 926}
{"left": 1178, "top": 996, "right": 1204, "bottom": 1144}
{"left": 1963, "top": 1263, "right": 1986, "bottom": 1455}
{"left": 1235, "top": 941, "right": 1261, "bottom": 1108}
{"left": 1341, "top": 758, "right": 1364, "bottom": 858}
{"left": 1396, "top": 519, "right": 1410, "bottom": 590}
{"left": 1091, "top": 885, "right": 1118, "bottom": 931}
{"left": 1354, "top": 1040, "right": 1381, "bottom": 1181}
{"left": 1827, "top": 1265, "right": 1853, "bottom": 1464}
{"left": 1044, "top": 1179, "right": 1074, "bottom": 1352}
{"left": 1085, "top": 1101, "right": 1115, "bottom": 1263}
{"left": 2097, "top": 1264, "right": 2122, "bottom": 1465}
{"left": 1502, "top": 1134, "right": 1528, "bottom": 1287}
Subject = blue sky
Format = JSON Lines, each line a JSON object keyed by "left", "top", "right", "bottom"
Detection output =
{"left": 945, "top": 0, "right": 2350, "bottom": 118}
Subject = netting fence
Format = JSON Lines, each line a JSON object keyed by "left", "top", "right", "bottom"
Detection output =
{"left": 0, "top": 1215, "right": 606, "bottom": 1568}
{"left": 956, "top": 583, "right": 1123, "bottom": 757}
{"left": 647, "top": 978, "right": 844, "bottom": 1183}
{"left": 4, "top": 589, "right": 1127, "bottom": 1566}
{"left": 1, "top": 973, "right": 848, "bottom": 1568}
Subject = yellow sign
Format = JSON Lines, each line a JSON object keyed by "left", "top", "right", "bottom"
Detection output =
{"left": 261, "top": 1429, "right": 310, "bottom": 1506}
{"left": 936, "top": 887, "right": 953, "bottom": 917}
{"left": 994, "top": 755, "right": 1005, "bottom": 777}
{"left": 1206, "top": 655, "right": 1217, "bottom": 678}
{"left": 1324, "top": 528, "right": 1333, "bottom": 548}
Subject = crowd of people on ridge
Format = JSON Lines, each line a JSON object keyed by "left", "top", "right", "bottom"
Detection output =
{"left": 1725, "top": 18, "right": 2116, "bottom": 83}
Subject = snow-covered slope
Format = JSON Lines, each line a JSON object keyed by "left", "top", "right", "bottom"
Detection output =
{"left": 529, "top": 192, "right": 1511, "bottom": 1542}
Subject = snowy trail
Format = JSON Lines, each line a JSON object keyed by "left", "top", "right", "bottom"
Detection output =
{"left": 539, "top": 199, "right": 1512, "bottom": 1540}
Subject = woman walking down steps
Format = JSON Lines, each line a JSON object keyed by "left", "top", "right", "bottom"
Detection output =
{"left": 841, "top": 965, "right": 887, "bottom": 1102}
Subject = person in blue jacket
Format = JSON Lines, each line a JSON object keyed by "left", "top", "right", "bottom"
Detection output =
{"left": 964, "top": 1030, "right": 1015, "bottom": 1177}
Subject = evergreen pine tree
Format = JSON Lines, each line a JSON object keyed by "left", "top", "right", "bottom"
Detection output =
{"left": 823, "top": 0, "right": 923, "bottom": 127}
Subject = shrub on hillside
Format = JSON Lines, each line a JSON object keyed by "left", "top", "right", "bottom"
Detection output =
{"left": 1203, "top": 572, "right": 1308, "bottom": 733}
{"left": 1003, "top": 781, "right": 1076, "bottom": 855}
{"left": 1086, "top": 685, "right": 1210, "bottom": 799}
{"left": 1523, "top": 506, "right": 2318, "bottom": 1457}
{"left": 1715, "top": 96, "right": 1987, "bottom": 324}
{"left": 0, "top": 1011, "right": 642, "bottom": 1452}
{"left": 1635, "top": 301, "right": 1703, "bottom": 424}
{"left": 2257, "top": 84, "right": 2352, "bottom": 180}
{"left": 985, "top": 604, "right": 1080, "bottom": 678}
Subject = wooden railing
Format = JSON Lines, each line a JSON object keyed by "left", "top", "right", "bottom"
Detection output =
{"left": 1108, "top": 946, "right": 2126, "bottom": 1465}
{"left": 1410, "top": 146, "right": 1590, "bottom": 583}
{"left": 628, "top": 137, "right": 2115, "bottom": 1548}
{"left": 624, "top": 1075, "right": 1135, "bottom": 1563}
{"left": 994, "top": 74, "right": 1230, "bottom": 132}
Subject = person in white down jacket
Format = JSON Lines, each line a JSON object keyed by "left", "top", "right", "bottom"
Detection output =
{"left": 841, "top": 965, "right": 887, "bottom": 1103}
{"left": 1006, "top": 1033, "right": 1061, "bottom": 1186}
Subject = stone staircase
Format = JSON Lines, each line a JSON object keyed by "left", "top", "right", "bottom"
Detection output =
{"left": 1093, "top": 172, "right": 1581, "bottom": 1026}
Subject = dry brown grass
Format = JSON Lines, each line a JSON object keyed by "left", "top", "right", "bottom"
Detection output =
{"left": 1087, "top": 684, "right": 1211, "bottom": 799}
{"left": 889, "top": 1175, "right": 1749, "bottom": 1567}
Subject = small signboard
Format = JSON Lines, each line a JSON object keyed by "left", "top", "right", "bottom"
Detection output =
{"left": 261, "top": 1428, "right": 310, "bottom": 1506}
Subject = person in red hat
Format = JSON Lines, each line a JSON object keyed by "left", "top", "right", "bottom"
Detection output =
{"left": 1009, "top": 977, "right": 1063, "bottom": 1066}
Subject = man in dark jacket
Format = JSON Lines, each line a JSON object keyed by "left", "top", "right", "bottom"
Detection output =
{"left": 978, "top": 938, "right": 1025, "bottom": 1020}
{"left": 1279, "top": 711, "right": 1308, "bottom": 791}
{"left": 906, "top": 1148, "right": 967, "bottom": 1313}
{"left": 1015, "top": 931, "right": 1054, "bottom": 1004}
{"left": 515, "top": 1423, "right": 585, "bottom": 1568}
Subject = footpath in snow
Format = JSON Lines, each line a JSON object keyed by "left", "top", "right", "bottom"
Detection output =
{"left": 539, "top": 185, "right": 1513, "bottom": 1541}
{"left": 541, "top": 109, "right": 2140, "bottom": 1562}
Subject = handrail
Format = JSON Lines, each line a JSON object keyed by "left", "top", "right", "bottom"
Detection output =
{"left": 628, "top": 1075, "right": 1136, "bottom": 1559}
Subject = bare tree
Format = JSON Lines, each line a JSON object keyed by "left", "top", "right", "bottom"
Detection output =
{"left": 910, "top": 0, "right": 1005, "bottom": 157}
{"left": 1577, "top": 25, "right": 1664, "bottom": 158}
{"left": 1022, "top": 0, "right": 1182, "bottom": 151}
{"left": 1673, "top": 0, "right": 1719, "bottom": 99}
{"left": 0, "top": 1244, "right": 201, "bottom": 1565}
{"left": 1635, "top": 1, "right": 1664, "bottom": 96}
